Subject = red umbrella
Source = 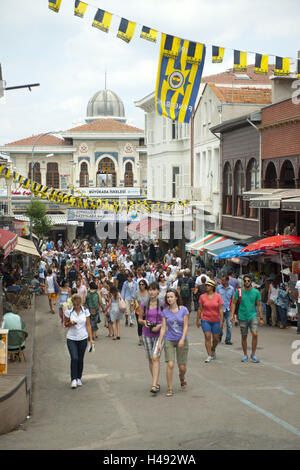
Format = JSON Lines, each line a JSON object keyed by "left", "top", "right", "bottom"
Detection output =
{"left": 241, "top": 235, "right": 300, "bottom": 252}
{"left": 241, "top": 235, "right": 300, "bottom": 279}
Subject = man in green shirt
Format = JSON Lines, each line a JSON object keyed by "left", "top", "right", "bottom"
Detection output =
{"left": 230, "top": 274, "right": 264, "bottom": 363}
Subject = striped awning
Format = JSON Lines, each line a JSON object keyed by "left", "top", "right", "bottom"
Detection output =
{"left": 185, "top": 233, "right": 229, "bottom": 254}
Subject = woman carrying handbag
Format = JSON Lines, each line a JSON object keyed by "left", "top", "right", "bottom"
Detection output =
{"left": 108, "top": 285, "right": 125, "bottom": 340}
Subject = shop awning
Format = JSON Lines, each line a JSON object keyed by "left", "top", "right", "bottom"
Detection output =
{"left": 185, "top": 233, "right": 228, "bottom": 254}
{"left": 247, "top": 189, "right": 300, "bottom": 209}
{"left": 14, "top": 237, "right": 40, "bottom": 257}
{"left": 0, "top": 228, "right": 18, "bottom": 258}
{"left": 126, "top": 217, "right": 166, "bottom": 237}
{"left": 14, "top": 214, "right": 78, "bottom": 226}
{"left": 281, "top": 198, "right": 300, "bottom": 212}
{"left": 206, "top": 238, "right": 240, "bottom": 256}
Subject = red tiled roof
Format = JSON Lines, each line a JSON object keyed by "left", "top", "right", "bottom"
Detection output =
{"left": 67, "top": 118, "right": 143, "bottom": 133}
{"left": 203, "top": 64, "right": 275, "bottom": 85}
{"left": 208, "top": 84, "right": 272, "bottom": 104}
{"left": 5, "top": 134, "right": 70, "bottom": 147}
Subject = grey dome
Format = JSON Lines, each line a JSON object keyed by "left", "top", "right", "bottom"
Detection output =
{"left": 86, "top": 89, "right": 125, "bottom": 119}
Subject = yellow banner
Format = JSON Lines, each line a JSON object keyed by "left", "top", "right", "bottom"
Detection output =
{"left": 92, "top": 8, "right": 112, "bottom": 33}
{"left": 117, "top": 18, "right": 136, "bottom": 43}
{"left": 140, "top": 26, "right": 158, "bottom": 43}
{"left": 48, "top": 0, "right": 62, "bottom": 13}
{"left": 234, "top": 50, "right": 247, "bottom": 72}
{"left": 212, "top": 46, "right": 225, "bottom": 63}
{"left": 74, "top": 0, "right": 88, "bottom": 18}
{"left": 254, "top": 53, "right": 268, "bottom": 75}
{"left": 274, "top": 57, "right": 290, "bottom": 76}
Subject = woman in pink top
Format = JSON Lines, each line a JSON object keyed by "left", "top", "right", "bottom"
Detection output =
{"left": 196, "top": 280, "right": 223, "bottom": 363}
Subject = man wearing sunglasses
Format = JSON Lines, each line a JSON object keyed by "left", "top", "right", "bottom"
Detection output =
{"left": 230, "top": 275, "right": 264, "bottom": 363}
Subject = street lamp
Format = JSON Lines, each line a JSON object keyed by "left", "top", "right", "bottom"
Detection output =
{"left": 30, "top": 131, "right": 62, "bottom": 239}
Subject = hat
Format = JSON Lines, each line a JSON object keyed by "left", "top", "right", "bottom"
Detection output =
{"left": 206, "top": 280, "right": 216, "bottom": 288}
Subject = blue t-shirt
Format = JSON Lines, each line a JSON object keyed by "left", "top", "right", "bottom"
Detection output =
{"left": 162, "top": 306, "right": 189, "bottom": 342}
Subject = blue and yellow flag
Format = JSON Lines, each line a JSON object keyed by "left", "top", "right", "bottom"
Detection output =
{"left": 212, "top": 45, "right": 225, "bottom": 63}
{"left": 234, "top": 50, "right": 247, "bottom": 72}
{"left": 140, "top": 26, "right": 158, "bottom": 43}
{"left": 254, "top": 53, "right": 268, "bottom": 75}
{"left": 155, "top": 33, "right": 206, "bottom": 123}
{"left": 74, "top": 1, "right": 88, "bottom": 18}
{"left": 275, "top": 56, "right": 290, "bottom": 76}
{"left": 117, "top": 18, "right": 136, "bottom": 43}
{"left": 92, "top": 8, "right": 112, "bottom": 33}
{"left": 297, "top": 60, "right": 300, "bottom": 80}
{"left": 48, "top": 0, "right": 62, "bottom": 13}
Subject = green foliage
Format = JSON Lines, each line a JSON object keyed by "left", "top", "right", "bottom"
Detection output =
{"left": 26, "top": 200, "right": 53, "bottom": 239}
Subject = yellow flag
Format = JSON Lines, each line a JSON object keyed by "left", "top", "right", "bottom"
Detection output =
{"left": 117, "top": 18, "right": 136, "bottom": 43}
{"left": 155, "top": 33, "right": 206, "bottom": 123}
{"left": 275, "top": 57, "right": 290, "bottom": 76}
{"left": 48, "top": 0, "right": 62, "bottom": 13}
{"left": 234, "top": 50, "right": 247, "bottom": 72}
{"left": 140, "top": 26, "right": 158, "bottom": 43}
{"left": 74, "top": 1, "right": 88, "bottom": 18}
{"left": 92, "top": 8, "right": 112, "bottom": 33}
{"left": 212, "top": 46, "right": 225, "bottom": 63}
{"left": 254, "top": 54, "right": 268, "bottom": 75}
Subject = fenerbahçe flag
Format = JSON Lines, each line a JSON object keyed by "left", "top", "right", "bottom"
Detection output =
{"left": 155, "top": 33, "right": 206, "bottom": 124}
{"left": 140, "top": 26, "right": 158, "bottom": 43}
{"left": 254, "top": 53, "right": 268, "bottom": 75}
{"left": 92, "top": 8, "right": 112, "bottom": 33}
{"left": 74, "top": 1, "right": 88, "bottom": 18}
{"left": 117, "top": 18, "right": 136, "bottom": 43}
{"left": 48, "top": 0, "right": 62, "bottom": 13}
{"left": 275, "top": 56, "right": 290, "bottom": 76}
{"left": 212, "top": 46, "right": 225, "bottom": 63}
{"left": 234, "top": 50, "right": 247, "bottom": 72}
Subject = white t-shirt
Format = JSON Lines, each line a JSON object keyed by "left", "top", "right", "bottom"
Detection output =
{"left": 269, "top": 284, "right": 279, "bottom": 302}
{"left": 176, "top": 257, "right": 182, "bottom": 268}
{"left": 65, "top": 307, "right": 90, "bottom": 341}
{"left": 124, "top": 261, "right": 133, "bottom": 271}
{"left": 295, "top": 280, "right": 300, "bottom": 303}
{"left": 46, "top": 275, "right": 55, "bottom": 293}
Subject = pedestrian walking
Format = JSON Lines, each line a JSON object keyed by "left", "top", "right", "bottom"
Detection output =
{"left": 276, "top": 282, "right": 292, "bottom": 329}
{"left": 121, "top": 272, "right": 138, "bottom": 327}
{"left": 197, "top": 280, "right": 223, "bottom": 363}
{"left": 138, "top": 282, "right": 163, "bottom": 393}
{"left": 267, "top": 276, "right": 280, "bottom": 327}
{"left": 216, "top": 275, "right": 235, "bottom": 345}
{"left": 230, "top": 274, "right": 264, "bottom": 363}
{"left": 64, "top": 293, "right": 94, "bottom": 389}
{"left": 85, "top": 282, "right": 102, "bottom": 340}
{"left": 134, "top": 280, "right": 150, "bottom": 346}
{"left": 158, "top": 289, "right": 189, "bottom": 397}
{"left": 108, "top": 285, "right": 123, "bottom": 340}
{"left": 45, "top": 269, "right": 59, "bottom": 314}
{"left": 58, "top": 279, "right": 71, "bottom": 325}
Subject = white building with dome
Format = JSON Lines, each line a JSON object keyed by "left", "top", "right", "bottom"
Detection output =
{"left": 0, "top": 88, "right": 147, "bottom": 241}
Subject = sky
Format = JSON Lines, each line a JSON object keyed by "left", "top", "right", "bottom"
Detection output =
{"left": 0, "top": 0, "right": 300, "bottom": 145}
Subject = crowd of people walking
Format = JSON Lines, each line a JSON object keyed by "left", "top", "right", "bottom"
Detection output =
{"left": 34, "top": 236, "right": 300, "bottom": 394}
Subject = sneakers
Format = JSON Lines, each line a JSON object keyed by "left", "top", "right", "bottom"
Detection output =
{"left": 205, "top": 356, "right": 213, "bottom": 363}
{"left": 71, "top": 380, "right": 77, "bottom": 389}
{"left": 211, "top": 350, "right": 216, "bottom": 360}
{"left": 225, "top": 341, "right": 233, "bottom": 345}
{"left": 241, "top": 355, "right": 249, "bottom": 362}
{"left": 250, "top": 354, "right": 260, "bottom": 363}
{"left": 77, "top": 379, "right": 83, "bottom": 386}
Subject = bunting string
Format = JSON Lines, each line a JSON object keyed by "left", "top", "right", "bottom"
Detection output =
{"left": 0, "top": 165, "right": 189, "bottom": 213}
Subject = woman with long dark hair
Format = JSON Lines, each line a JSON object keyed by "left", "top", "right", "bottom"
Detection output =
{"left": 137, "top": 282, "right": 163, "bottom": 393}
{"left": 134, "top": 280, "right": 149, "bottom": 346}
{"left": 158, "top": 289, "right": 189, "bottom": 397}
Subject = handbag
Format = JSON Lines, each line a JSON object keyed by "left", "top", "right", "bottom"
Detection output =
{"left": 54, "top": 279, "right": 59, "bottom": 294}
{"left": 118, "top": 295, "right": 127, "bottom": 313}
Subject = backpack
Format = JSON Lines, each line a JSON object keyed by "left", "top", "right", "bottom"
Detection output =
{"left": 180, "top": 280, "right": 190, "bottom": 299}
{"left": 230, "top": 288, "right": 242, "bottom": 312}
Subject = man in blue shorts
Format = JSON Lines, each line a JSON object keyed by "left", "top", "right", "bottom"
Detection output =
{"left": 230, "top": 274, "right": 264, "bottom": 363}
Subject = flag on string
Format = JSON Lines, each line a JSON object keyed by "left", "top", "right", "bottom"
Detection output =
{"left": 234, "top": 50, "right": 247, "bottom": 72}
{"left": 254, "top": 53, "right": 269, "bottom": 75}
{"left": 117, "top": 18, "right": 136, "bottom": 43}
{"left": 74, "top": 1, "right": 88, "bottom": 18}
{"left": 274, "top": 56, "right": 290, "bottom": 76}
{"left": 155, "top": 33, "right": 206, "bottom": 123}
{"left": 140, "top": 26, "right": 158, "bottom": 43}
{"left": 48, "top": 0, "right": 62, "bottom": 13}
{"left": 92, "top": 8, "right": 112, "bottom": 33}
{"left": 212, "top": 45, "right": 225, "bottom": 63}
{"left": 297, "top": 60, "right": 300, "bottom": 80}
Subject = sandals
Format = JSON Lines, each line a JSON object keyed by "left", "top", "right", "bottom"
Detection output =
{"left": 166, "top": 389, "right": 174, "bottom": 397}
{"left": 179, "top": 375, "right": 187, "bottom": 389}
{"left": 150, "top": 384, "right": 160, "bottom": 394}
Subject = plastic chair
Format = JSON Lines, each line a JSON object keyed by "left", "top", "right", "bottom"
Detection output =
{"left": 7, "top": 329, "right": 28, "bottom": 362}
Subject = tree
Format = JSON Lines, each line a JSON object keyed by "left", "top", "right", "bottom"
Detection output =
{"left": 26, "top": 200, "right": 53, "bottom": 241}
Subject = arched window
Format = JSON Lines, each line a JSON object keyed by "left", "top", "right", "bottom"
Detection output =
{"left": 223, "top": 163, "right": 232, "bottom": 215}
{"left": 280, "top": 160, "right": 295, "bottom": 189}
{"left": 124, "top": 162, "right": 133, "bottom": 187}
{"left": 97, "top": 157, "right": 116, "bottom": 187}
{"left": 234, "top": 161, "right": 244, "bottom": 217}
{"left": 80, "top": 162, "right": 89, "bottom": 187}
{"left": 246, "top": 159, "right": 259, "bottom": 218}
{"left": 265, "top": 162, "right": 277, "bottom": 188}
{"left": 46, "top": 162, "right": 59, "bottom": 188}
{"left": 28, "top": 162, "right": 41, "bottom": 184}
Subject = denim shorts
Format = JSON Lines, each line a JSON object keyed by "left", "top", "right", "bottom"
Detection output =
{"left": 201, "top": 320, "right": 220, "bottom": 335}
{"left": 239, "top": 317, "right": 258, "bottom": 336}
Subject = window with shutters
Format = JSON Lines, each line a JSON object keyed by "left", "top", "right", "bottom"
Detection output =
{"left": 46, "top": 162, "right": 59, "bottom": 188}
{"left": 28, "top": 162, "right": 41, "bottom": 184}
{"left": 124, "top": 162, "right": 134, "bottom": 187}
{"left": 80, "top": 162, "right": 89, "bottom": 187}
